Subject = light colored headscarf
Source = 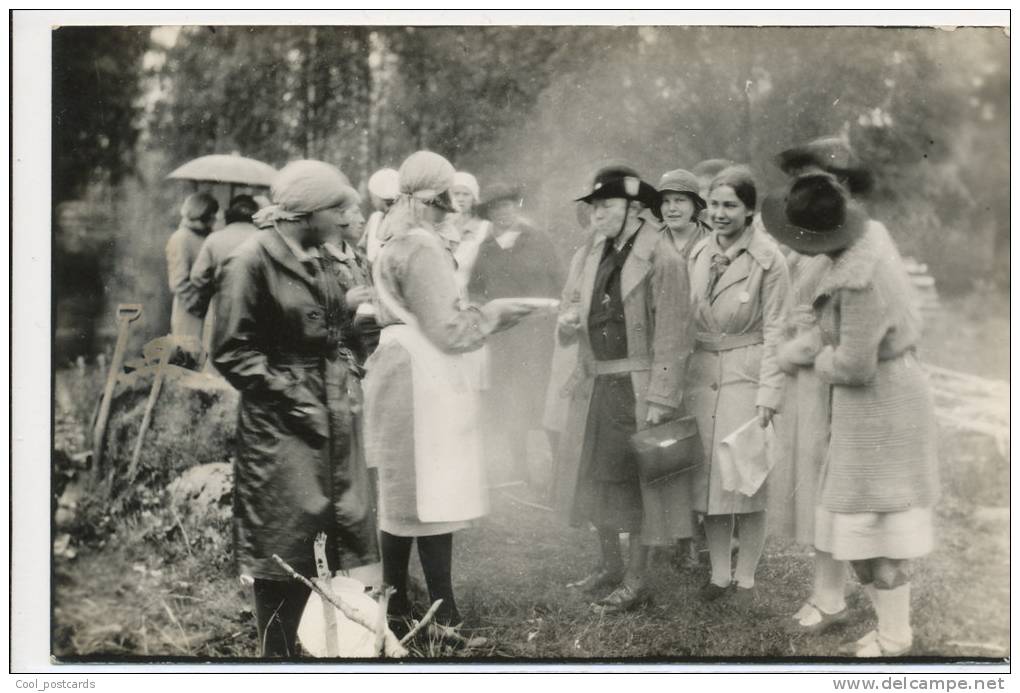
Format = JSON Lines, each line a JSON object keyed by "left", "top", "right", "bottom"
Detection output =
{"left": 377, "top": 151, "right": 456, "bottom": 244}
{"left": 180, "top": 192, "right": 219, "bottom": 231}
{"left": 253, "top": 159, "right": 359, "bottom": 227}
{"left": 451, "top": 171, "right": 480, "bottom": 202}
{"left": 367, "top": 168, "right": 400, "bottom": 201}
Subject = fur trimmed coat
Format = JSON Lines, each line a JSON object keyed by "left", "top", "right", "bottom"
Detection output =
{"left": 812, "top": 221, "right": 939, "bottom": 513}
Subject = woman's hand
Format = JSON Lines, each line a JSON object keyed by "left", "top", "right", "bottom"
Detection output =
{"left": 646, "top": 402, "right": 676, "bottom": 425}
{"left": 345, "top": 285, "right": 375, "bottom": 310}
{"left": 557, "top": 305, "right": 582, "bottom": 335}
{"left": 757, "top": 406, "right": 775, "bottom": 429}
{"left": 492, "top": 300, "right": 538, "bottom": 330}
{"left": 779, "top": 326, "right": 823, "bottom": 367}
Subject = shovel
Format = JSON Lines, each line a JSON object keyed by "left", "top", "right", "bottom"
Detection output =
{"left": 92, "top": 303, "right": 143, "bottom": 482}
{"left": 125, "top": 336, "right": 173, "bottom": 486}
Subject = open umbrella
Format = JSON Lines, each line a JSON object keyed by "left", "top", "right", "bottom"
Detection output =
{"left": 167, "top": 154, "right": 278, "bottom": 208}
{"left": 167, "top": 154, "right": 278, "bottom": 187}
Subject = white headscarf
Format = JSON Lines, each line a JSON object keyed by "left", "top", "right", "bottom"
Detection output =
{"left": 253, "top": 160, "right": 359, "bottom": 227}
{"left": 451, "top": 171, "right": 480, "bottom": 202}
{"left": 377, "top": 151, "right": 456, "bottom": 244}
{"left": 367, "top": 168, "right": 401, "bottom": 201}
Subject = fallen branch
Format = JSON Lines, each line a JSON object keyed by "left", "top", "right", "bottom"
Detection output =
{"left": 499, "top": 489, "right": 553, "bottom": 513}
{"left": 160, "top": 598, "right": 193, "bottom": 655}
{"left": 272, "top": 553, "right": 408, "bottom": 657}
{"left": 170, "top": 505, "right": 193, "bottom": 558}
{"left": 272, "top": 554, "right": 376, "bottom": 632}
{"left": 374, "top": 586, "right": 395, "bottom": 655}
{"left": 399, "top": 599, "right": 444, "bottom": 646}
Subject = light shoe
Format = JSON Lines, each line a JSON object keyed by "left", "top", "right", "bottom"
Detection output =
{"left": 839, "top": 629, "right": 911, "bottom": 657}
{"left": 786, "top": 601, "right": 849, "bottom": 634}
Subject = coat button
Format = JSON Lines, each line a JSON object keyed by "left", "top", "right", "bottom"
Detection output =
{"left": 635, "top": 323, "right": 644, "bottom": 332}
{"left": 710, "top": 383, "right": 719, "bottom": 391}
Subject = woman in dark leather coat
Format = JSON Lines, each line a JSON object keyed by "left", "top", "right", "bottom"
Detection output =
{"left": 213, "top": 160, "right": 378, "bottom": 657}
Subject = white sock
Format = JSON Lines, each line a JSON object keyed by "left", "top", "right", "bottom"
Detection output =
{"left": 873, "top": 583, "right": 912, "bottom": 652}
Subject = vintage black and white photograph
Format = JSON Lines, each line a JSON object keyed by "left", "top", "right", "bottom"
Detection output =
{"left": 12, "top": 10, "right": 1010, "bottom": 669}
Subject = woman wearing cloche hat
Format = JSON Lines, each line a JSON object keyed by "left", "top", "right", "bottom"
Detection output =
{"left": 362, "top": 151, "right": 538, "bottom": 644}
{"left": 656, "top": 168, "right": 711, "bottom": 258}
{"left": 552, "top": 164, "right": 695, "bottom": 613}
{"left": 761, "top": 172, "right": 938, "bottom": 657}
{"left": 684, "top": 165, "right": 791, "bottom": 609}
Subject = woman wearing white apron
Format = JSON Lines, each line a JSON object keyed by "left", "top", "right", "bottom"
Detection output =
{"left": 362, "top": 151, "right": 535, "bottom": 640}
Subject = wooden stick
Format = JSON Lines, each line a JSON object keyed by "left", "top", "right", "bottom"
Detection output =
{"left": 499, "top": 489, "right": 553, "bottom": 513}
{"left": 398, "top": 599, "right": 444, "bottom": 646}
{"left": 271, "top": 554, "right": 377, "bottom": 633}
{"left": 160, "top": 597, "right": 193, "bottom": 655}
{"left": 127, "top": 345, "right": 172, "bottom": 485}
{"left": 313, "top": 533, "right": 339, "bottom": 658}
{"left": 170, "top": 505, "right": 193, "bottom": 558}
{"left": 374, "top": 586, "right": 394, "bottom": 656}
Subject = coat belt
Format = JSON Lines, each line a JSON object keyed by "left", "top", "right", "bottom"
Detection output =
{"left": 694, "top": 331, "right": 764, "bottom": 352}
{"left": 591, "top": 356, "right": 652, "bottom": 376}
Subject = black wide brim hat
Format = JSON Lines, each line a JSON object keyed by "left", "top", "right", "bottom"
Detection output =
{"left": 775, "top": 137, "right": 874, "bottom": 196}
{"left": 477, "top": 184, "right": 525, "bottom": 218}
{"left": 761, "top": 173, "right": 868, "bottom": 256}
{"left": 575, "top": 166, "right": 662, "bottom": 220}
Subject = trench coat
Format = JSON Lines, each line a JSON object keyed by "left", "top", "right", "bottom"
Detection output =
{"left": 552, "top": 214, "right": 694, "bottom": 545}
{"left": 189, "top": 221, "right": 259, "bottom": 362}
{"left": 213, "top": 229, "right": 378, "bottom": 580}
{"left": 686, "top": 227, "right": 790, "bottom": 516}
{"left": 767, "top": 251, "right": 832, "bottom": 544}
{"left": 166, "top": 225, "right": 209, "bottom": 339}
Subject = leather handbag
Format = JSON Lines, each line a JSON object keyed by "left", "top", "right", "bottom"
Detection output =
{"left": 630, "top": 414, "right": 703, "bottom": 485}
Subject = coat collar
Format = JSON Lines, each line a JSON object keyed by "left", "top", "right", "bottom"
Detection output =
{"left": 692, "top": 226, "right": 778, "bottom": 300}
{"left": 262, "top": 226, "right": 320, "bottom": 287}
{"left": 620, "top": 218, "right": 660, "bottom": 299}
{"left": 576, "top": 217, "right": 658, "bottom": 321}
{"left": 814, "top": 220, "right": 882, "bottom": 300}
{"left": 690, "top": 224, "right": 777, "bottom": 271}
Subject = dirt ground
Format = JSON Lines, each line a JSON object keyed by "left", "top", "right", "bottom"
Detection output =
{"left": 50, "top": 290, "right": 1010, "bottom": 662}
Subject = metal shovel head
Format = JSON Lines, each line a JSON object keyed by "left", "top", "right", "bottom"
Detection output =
{"left": 116, "top": 303, "right": 143, "bottom": 322}
{"left": 298, "top": 575, "right": 384, "bottom": 657}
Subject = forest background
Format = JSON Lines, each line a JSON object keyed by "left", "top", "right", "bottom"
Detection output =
{"left": 52, "top": 24, "right": 1009, "bottom": 359}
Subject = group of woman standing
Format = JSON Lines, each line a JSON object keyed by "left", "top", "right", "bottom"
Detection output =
{"left": 551, "top": 138, "right": 938, "bottom": 657}
{"left": 209, "top": 136, "right": 938, "bottom": 659}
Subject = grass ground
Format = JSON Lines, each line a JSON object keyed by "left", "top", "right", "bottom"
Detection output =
{"left": 51, "top": 290, "right": 1009, "bottom": 663}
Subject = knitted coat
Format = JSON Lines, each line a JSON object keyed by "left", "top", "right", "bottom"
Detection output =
{"left": 813, "top": 221, "right": 939, "bottom": 513}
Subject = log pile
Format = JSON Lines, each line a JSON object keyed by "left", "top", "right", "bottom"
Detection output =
{"left": 904, "top": 256, "right": 940, "bottom": 318}
{"left": 927, "top": 364, "right": 1009, "bottom": 458}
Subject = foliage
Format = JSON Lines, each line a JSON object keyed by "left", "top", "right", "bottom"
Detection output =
{"left": 52, "top": 27, "right": 150, "bottom": 203}
{"left": 54, "top": 25, "right": 1009, "bottom": 359}
{"left": 150, "top": 26, "right": 373, "bottom": 177}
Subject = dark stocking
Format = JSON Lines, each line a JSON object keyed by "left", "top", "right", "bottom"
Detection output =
{"left": 381, "top": 531, "right": 414, "bottom": 618}
{"left": 252, "top": 578, "right": 312, "bottom": 658}
{"left": 417, "top": 533, "right": 460, "bottom": 625}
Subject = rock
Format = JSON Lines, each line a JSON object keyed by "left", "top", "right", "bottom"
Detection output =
{"left": 167, "top": 462, "right": 233, "bottom": 523}
{"left": 96, "top": 361, "right": 238, "bottom": 504}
